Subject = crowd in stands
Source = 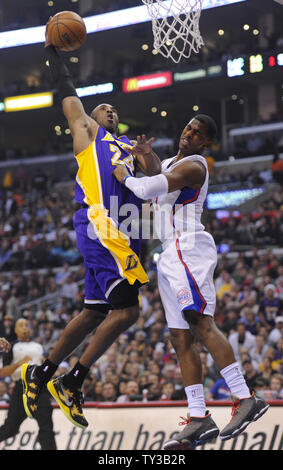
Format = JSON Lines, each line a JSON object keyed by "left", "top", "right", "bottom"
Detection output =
{"left": 0, "top": 165, "right": 282, "bottom": 405}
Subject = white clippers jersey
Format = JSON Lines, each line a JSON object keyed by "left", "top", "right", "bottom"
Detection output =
{"left": 152, "top": 154, "right": 209, "bottom": 246}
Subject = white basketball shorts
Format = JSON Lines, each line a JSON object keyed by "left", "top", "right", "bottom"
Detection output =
{"left": 157, "top": 231, "right": 217, "bottom": 329}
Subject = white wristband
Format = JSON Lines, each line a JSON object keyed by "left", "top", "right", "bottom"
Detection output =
{"left": 124, "top": 173, "right": 168, "bottom": 200}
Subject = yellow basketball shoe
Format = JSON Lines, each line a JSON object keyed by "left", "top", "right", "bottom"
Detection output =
{"left": 47, "top": 376, "right": 88, "bottom": 429}
{"left": 21, "top": 363, "right": 43, "bottom": 419}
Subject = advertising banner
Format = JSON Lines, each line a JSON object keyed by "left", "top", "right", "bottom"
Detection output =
{"left": 0, "top": 402, "right": 282, "bottom": 451}
{"left": 122, "top": 72, "right": 172, "bottom": 93}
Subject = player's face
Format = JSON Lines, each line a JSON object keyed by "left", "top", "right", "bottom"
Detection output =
{"left": 179, "top": 119, "right": 211, "bottom": 155}
{"left": 91, "top": 104, "right": 119, "bottom": 134}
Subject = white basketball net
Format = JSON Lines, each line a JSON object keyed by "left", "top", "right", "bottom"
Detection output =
{"left": 142, "top": 0, "right": 204, "bottom": 63}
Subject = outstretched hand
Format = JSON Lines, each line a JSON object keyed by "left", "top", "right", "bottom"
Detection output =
{"left": 113, "top": 163, "right": 130, "bottom": 184}
{"left": 130, "top": 134, "right": 155, "bottom": 157}
{"left": 45, "top": 16, "right": 53, "bottom": 48}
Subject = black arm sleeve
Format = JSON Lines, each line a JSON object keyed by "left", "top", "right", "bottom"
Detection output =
{"left": 45, "top": 45, "right": 78, "bottom": 101}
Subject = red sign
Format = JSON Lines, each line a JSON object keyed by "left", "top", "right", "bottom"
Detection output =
{"left": 122, "top": 71, "right": 172, "bottom": 93}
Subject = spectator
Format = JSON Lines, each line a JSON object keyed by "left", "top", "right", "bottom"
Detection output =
{"left": 242, "top": 359, "right": 264, "bottom": 391}
{"left": 208, "top": 378, "right": 230, "bottom": 400}
{"left": 35, "top": 302, "right": 54, "bottom": 324}
{"left": 160, "top": 381, "right": 175, "bottom": 400}
{"left": 91, "top": 381, "right": 103, "bottom": 401}
{"left": 241, "top": 309, "right": 259, "bottom": 336}
{"left": 116, "top": 380, "right": 140, "bottom": 403}
{"left": 221, "top": 309, "right": 239, "bottom": 335}
{"left": 259, "top": 356, "right": 278, "bottom": 382}
{"left": 81, "top": 374, "right": 96, "bottom": 401}
{"left": 268, "top": 316, "right": 283, "bottom": 345}
{"left": 101, "top": 381, "right": 118, "bottom": 403}
{"left": 269, "top": 374, "right": 283, "bottom": 399}
{"left": 229, "top": 320, "right": 256, "bottom": 361}
{"left": 0, "top": 315, "right": 17, "bottom": 343}
{"left": 215, "top": 270, "right": 235, "bottom": 299}
{"left": 250, "top": 334, "right": 269, "bottom": 368}
{"left": 259, "top": 284, "right": 283, "bottom": 331}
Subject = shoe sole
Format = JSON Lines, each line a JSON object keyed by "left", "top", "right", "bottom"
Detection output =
{"left": 21, "top": 363, "right": 34, "bottom": 419}
{"left": 163, "top": 427, "right": 220, "bottom": 450}
{"left": 47, "top": 380, "right": 87, "bottom": 429}
{"left": 220, "top": 403, "right": 270, "bottom": 441}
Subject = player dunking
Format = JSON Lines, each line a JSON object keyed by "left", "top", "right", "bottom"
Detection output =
{"left": 21, "top": 18, "right": 160, "bottom": 429}
{"left": 113, "top": 115, "right": 269, "bottom": 448}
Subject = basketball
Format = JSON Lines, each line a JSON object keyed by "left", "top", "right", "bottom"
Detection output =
{"left": 47, "top": 11, "right": 87, "bottom": 52}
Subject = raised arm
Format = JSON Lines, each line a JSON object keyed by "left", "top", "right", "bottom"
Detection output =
{"left": 45, "top": 18, "right": 97, "bottom": 155}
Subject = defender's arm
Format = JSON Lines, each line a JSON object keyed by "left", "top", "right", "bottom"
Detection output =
{"left": 113, "top": 160, "right": 205, "bottom": 200}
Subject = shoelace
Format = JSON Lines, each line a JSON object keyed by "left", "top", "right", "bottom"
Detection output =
{"left": 179, "top": 416, "right": 191, "bottom": 426}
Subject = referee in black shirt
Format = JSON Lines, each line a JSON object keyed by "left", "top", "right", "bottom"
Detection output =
{"left": 0, "top": 318, "right": 56, "bottom": 450}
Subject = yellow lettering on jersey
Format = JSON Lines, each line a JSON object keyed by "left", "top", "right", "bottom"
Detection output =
{"left": 110, "top": 144, "right": 122, "bottom": 166}
{"left": 109, "top": 144, "right": 135, "bottom": 174}
{"left": 117, "top": 141, "right": 133, "bottom": 151}
{"left": 101, "top": 132, "right": 115, "bottom": 142}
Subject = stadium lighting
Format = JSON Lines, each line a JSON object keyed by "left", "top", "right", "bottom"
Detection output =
{"left": 4, "top": 92, "right": 53, "bottom": 112}
{"left": 0, "top": 1, "right": 247, "bottom": 50}
{"left": 76, "top": 83, "right": 114, "bottom": 97}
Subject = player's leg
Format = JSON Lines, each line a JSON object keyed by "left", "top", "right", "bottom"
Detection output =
{"left": 21, "top": 260, "right": 111, "bottom": 419}
{"left": 156, "top": 261, "right": 219, "bottom": 450}
{"left": 48, "top": 306, "right": 108, "bottom": 366}
{"left": 22, "top": 307, "right": 108, "bottom": 420}
{"left": 170, "top": 232, "right": 269, "bottom": 441}
{"left": 47, "top": 279, "right": 140, "bottom": 428}
{"left": 184, "top": 309, "right": 269, "bottom": 441}
{"left": 183, "top": 310, "right": 236, "bottom": 370}
{"left": 158, "top": 242, "right": 212, "bottom": 417}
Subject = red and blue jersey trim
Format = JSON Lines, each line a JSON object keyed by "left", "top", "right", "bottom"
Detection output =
{"left": 170, "top": 188, "right": 200, "bottom": 229}
{"left": 175, "top": 237, "right": 207, "bottom": 314}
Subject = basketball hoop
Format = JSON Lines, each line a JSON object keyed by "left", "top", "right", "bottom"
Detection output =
{"left": 142, "top": 0, "right": 204, "bottom": 63}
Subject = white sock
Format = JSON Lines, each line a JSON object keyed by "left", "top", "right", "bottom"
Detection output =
{"left": 220, "top": 362, "right": 251, "bottom": 399}
{"left": 185, "top": 384, "right": 206, "bottom": 417}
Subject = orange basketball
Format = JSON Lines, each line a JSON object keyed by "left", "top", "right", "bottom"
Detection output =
{"left": 47, "top": 11, "right": 87, "bottom": 52}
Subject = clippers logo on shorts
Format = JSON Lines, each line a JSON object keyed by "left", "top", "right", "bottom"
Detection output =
{"left": 125, "top": 254, "right": 138, "bottom": 271}
{"left": 177, "top": 288, "right": 192, "bottom": 306}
